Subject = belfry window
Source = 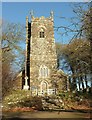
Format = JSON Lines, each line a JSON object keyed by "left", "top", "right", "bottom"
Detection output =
{"left": 39, "top": 28, "right": 45, "bottom": 38}
{"left": 40, "top": 32, "right": 44, "bottom": 38}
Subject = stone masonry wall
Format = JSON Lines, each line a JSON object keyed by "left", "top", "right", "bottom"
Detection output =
{"left": 30, "top": 16, "right": 57, "bottom": 95}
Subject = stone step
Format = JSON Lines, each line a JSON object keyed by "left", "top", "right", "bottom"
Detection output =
{"left": 42, "top": 98, "right": 65, "bottom": 111}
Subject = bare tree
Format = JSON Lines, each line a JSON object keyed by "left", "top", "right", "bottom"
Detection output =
{"left": 1, "top": 21, "right": 25, "bottom": 97}
{"left": 55, "top": 2, "right": 92, "bottom": 92}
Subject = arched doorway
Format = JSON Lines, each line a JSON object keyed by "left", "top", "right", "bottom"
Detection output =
{"left": 41, "top": 81, "right": 48, "bottom": 95}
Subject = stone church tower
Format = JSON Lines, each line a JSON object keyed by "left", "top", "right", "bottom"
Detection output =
{"left": 14, "top": 12, "right": 69, "bottom": 94}
{"left": 24, "top": 11, "right": 57, "bottom": 95}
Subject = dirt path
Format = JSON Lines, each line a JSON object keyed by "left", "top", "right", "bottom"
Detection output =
{"left": 2, "top": 111, "right": 90, "bottom": 119}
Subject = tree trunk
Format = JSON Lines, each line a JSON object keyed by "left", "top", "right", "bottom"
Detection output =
{"left": 89, "top": 6, "right": 92, "bottom": 93}
{"left": 70, "top": 66, "right": 77, "bottom": 91}
{"left": 78, "top": 76, "right": 81, "bottom": 91}
{"left": 69, "top": 76, "right": 72, "bottom": 92}
{"left": 80, "top": 76, "right": 85, "bottom": 91}
{"left": 84, "top": 74, "right": 88, "bottom": 89}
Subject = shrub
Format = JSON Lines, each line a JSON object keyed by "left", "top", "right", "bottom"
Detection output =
{"left": 17, "top": 96, "right": 42, "bottom": 110}
{"left": 3, "top": 90, "right": 42, "bottom": 111}
{"left": 58, "top": 93, "right": 65, "bottom": 99}
{"left": 32, "top": 96, "right": 42, "bottom": 110}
